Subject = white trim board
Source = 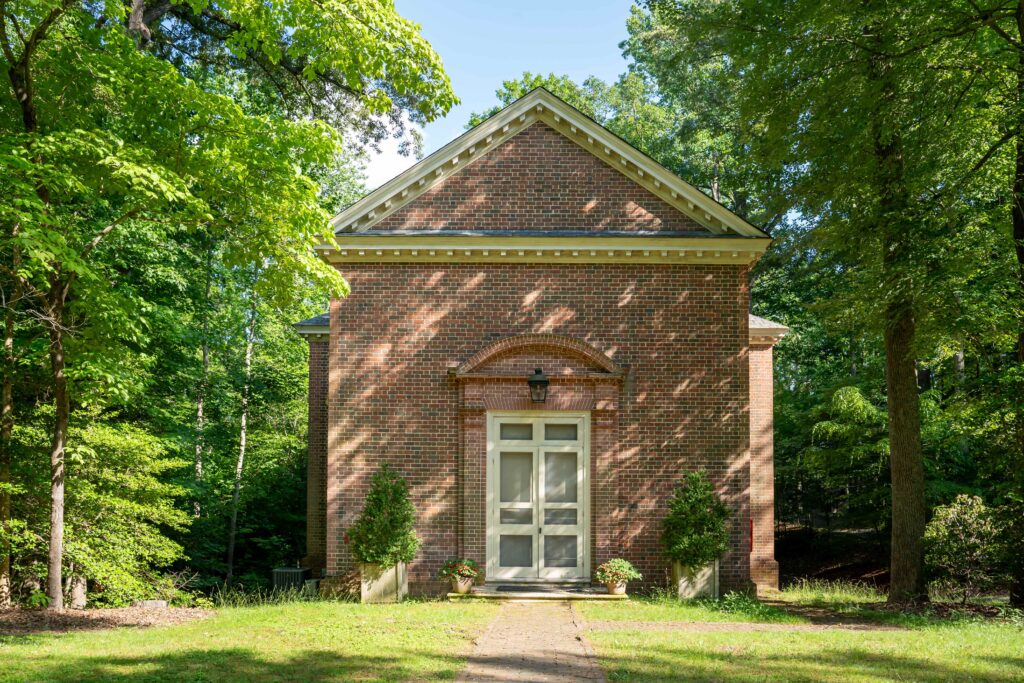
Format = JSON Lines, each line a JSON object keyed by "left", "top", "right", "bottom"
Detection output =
{"left": 326, "top": 88, "right": 769, "bottom": 241}
{"left": 318, "top": 234, "right": 768, "bottom": 265}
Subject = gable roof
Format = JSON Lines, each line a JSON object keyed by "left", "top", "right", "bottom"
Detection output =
{"left": 328, "top": 88, "right": 768, "bottom": 239}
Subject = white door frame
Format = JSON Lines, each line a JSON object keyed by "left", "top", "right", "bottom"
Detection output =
{"left": 485, "top": 411, "right": 591, "bottom": 582}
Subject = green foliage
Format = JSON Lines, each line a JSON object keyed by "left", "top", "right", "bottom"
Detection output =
{"left": 211, "top": 584, "right": 327, "bottom": 607}
{"left": 781, "top": 579, "right": 885, "bottom": 607}
{"left": 347, "top": 464, "right": 419, "bottom": 568}
{"left": 1, "top": 0, "right": 453, "bottom": 604}
{"left": 925, "top": 495, "right": 1005, "bottom": 604}
{"left": 10, "top": 410, "right": 189, "bottom": 606}
{"left": 24, "top": 590, "right": 50, "bottom": 609}
{"left": 698, "top": 592, "right": 788, "bottom": 622}
{"left": 438, "top": 558, "right": 479, "bottom": 580}
{"left": 594, "top": 558, "right": 643, "bottom": 584}
{"left": 661, "top": 471, "right": 729, "bottom": 569}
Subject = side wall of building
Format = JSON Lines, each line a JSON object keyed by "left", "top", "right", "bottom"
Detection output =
{"left": 324, "top": 262, "right": 755, "bottom": 593}
{"left": 304, "top": 339, "right": 329, "bottom": 575}
{"left": 749, "top": 343, "right": 779, "bottom": 591}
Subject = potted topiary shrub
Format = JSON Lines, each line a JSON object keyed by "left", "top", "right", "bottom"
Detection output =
{"left": 662, "top": 471, "right": 729, "bottom": 599}
{"left": 594, "top": 558, "right": 642, "bottom": 596}
{"left": 439, "top": 558, "right": 479, "bottom": 595}
{"left": 347, "top": 463, "right": 420, "bottom": 603}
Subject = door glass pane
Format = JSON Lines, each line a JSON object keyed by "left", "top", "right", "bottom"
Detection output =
{"left": 544, "top": 423, "right": 578, "bottom": 441}
{"left": 544, "top": 535, "right": 577, "bottom": 568}
{"left": 500, "top": 535, "right": 533, "bottom": 567}
{"left": 500, "top": 508, "right": 533, "bottom": 525}
{"left": 544, "top": 452, "right": 578, "bottom": 503}
{"left": 500, "top": 423, "right": 533, "bottom": 440}
{"left": 544, "top": 508, "right": 577, "bottom": 525}
{"left": 500, "top": 452, "right": 532, "bottom": 503}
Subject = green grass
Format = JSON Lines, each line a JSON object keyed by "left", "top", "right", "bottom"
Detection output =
{"left": 0, "top": 601, "right": 499, "bottom": 682}
{"left": 579, "top": 591, "right": 803, "bottom": 624}
{"left": 780, "top": 579, "right": 885, "bottom": 606}
{"left": 589, "top": 622, "right": 1024, "bottom": 682}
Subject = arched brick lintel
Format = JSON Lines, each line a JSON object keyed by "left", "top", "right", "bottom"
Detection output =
{"left": 456, "top": 333, "right": 623, "bottom": 376}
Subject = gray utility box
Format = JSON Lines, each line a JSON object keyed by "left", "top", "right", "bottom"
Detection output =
{"left": 272, "top": 567, "right": 311, "bottom": 590}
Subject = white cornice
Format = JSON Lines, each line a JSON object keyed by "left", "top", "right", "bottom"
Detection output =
{"left": 318, "top": 234, "right": 769, "bottom": 265}
{"left": 327, "top": 89, "right": 769, "bottom": 240}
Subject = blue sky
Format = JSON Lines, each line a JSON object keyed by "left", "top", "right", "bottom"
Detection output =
{"left": 363, "top": 0, "right": 636, "bottom": 189}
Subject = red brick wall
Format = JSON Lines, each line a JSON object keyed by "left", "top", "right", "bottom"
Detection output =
{"left": 325, "top": 263, "right": 754, "bottom": 593}
{"left": 749, "top": 343, "right": 779, "bottom": 591}
{"left": 304, "top": 340, "right": 328, "bottom": 575}
{"left": 372, "top": 123, "right": 707, "bottom": 234}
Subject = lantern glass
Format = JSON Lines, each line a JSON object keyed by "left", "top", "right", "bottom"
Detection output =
{"left": 528, "top": 368, "right": 549, "bottom": 403}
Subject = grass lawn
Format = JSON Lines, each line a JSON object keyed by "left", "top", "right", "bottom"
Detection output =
{"left": 0, "top": 601, "right": 499, "bottom": 683}
{"left": 582, "top": 581, "right": 1024, "bottom": 682}
{"left": 588, "top": 623, "right": 1024, "bottom": 682}
{"left": 579, "top": 592, "right": 803, "bottom": 624}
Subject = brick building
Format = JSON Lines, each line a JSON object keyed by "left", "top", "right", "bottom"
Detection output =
{"left": 296, "top": 89, "right": 786, "bottom": 595}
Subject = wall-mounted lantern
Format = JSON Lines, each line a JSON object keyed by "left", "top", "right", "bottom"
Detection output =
{"left": 528, "top": 367, "right": 550, "bottom": 403}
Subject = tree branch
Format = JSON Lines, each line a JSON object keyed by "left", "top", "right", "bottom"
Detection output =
{"left": 79, "top": 207, "right": 142, "bottom": 262}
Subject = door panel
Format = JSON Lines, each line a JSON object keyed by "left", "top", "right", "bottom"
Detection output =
{"left": 488, "top": 414, "right": 589, "bottom": 581}
{"left": 494, "top": 449, "right": 539, "bottom": 578}
{"left": 538, "top": 446, "right": 583, "bottom": 579}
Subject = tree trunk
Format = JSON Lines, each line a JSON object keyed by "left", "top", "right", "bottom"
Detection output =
{"left": 884, "top": 302, "right": 928, "bottom": 602}
{"left": 225, "top": 307, "right": 255, "bottom": 585}
{"left": 1009, "top": 34, "right": 1024, "bottom": 607}
{"left": 869, "top": 45, "right": 928, "bottom": 604}
{"left": 67, "top": 573, "right": 86, "bottom": 609}
{"left": 193, "top": 253, "right": 212, "bottom": 518}
{"left": 46, "top": 294, "right": 67, "bottom": 611}
{"left": 0, "top": 290, "right": 14, "bottom": 608}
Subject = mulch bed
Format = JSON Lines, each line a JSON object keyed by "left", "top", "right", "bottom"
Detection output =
{"left": 0, "top": 606, "right": 213, "bottom": 636}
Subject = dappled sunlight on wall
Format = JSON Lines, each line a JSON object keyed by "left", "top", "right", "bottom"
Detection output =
{"left": 371, "top": 123, "right": 710, "bottom": 234}
{"left": 322, "top": 261, "right": 755, "bottom": 591}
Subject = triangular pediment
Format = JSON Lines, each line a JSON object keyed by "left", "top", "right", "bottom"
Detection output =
{"left": 329, "top": 89, "right": 767, "bottom": 238}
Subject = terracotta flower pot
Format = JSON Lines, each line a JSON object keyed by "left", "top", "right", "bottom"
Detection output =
{"left": 606, "top": 581, "right": 627, "bottom": 596}
{"left": 452, "top": 576, "right": 474, "bottom": 594}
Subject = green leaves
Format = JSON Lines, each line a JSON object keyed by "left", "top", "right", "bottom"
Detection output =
{"left": 661, "top": 471, "right": 729, "bottom": 570}
{"left": 347, "top": 463, "right": 420, "bottom": 568}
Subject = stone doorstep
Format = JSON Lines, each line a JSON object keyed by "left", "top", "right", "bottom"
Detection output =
{"left": 448, "top": 583, "right": 629, "bottom": 601}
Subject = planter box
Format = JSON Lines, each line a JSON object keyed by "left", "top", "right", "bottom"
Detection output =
{"left": 359, "top": 562, "right": 408, "bottom": 603}
{"left": 671, "top": 559, "right": 719, "bottom": 599}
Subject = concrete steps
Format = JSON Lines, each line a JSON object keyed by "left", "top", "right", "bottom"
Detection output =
{"left": 448, "top": 583, "right": 628, "bottom": 601}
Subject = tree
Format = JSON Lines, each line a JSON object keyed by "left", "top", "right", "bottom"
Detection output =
{"left": 2, "top": 0, "right": 453, "bottom": 609}
{"left": 641, "top": 0, "right": 1008, "bottom": 603}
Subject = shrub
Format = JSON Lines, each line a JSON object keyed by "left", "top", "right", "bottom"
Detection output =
{"left": 661, "top": 471, "right": 729, "bottom": 570}
{"left": 594, "top": 558, "right": 643, "bottom": 584}
{"left": 347, "top": 464, "right": 420, "bottom": 568}
{"left": 924, "top": 494, "right": 1004, "bottom": 604}
{"left": 438, "top": 558, "right": 479, "bottom": 580}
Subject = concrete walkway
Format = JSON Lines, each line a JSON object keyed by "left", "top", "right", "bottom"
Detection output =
{"left": 457, "top": 601, "right": 605, "bottom": 682}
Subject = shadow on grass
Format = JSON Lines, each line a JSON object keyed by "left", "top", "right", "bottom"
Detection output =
{"left": 593, "top": 641, "right": 1024, "bottom": 682}
{"left": 6, "top": 647, "right": 468, "bottom": 682}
